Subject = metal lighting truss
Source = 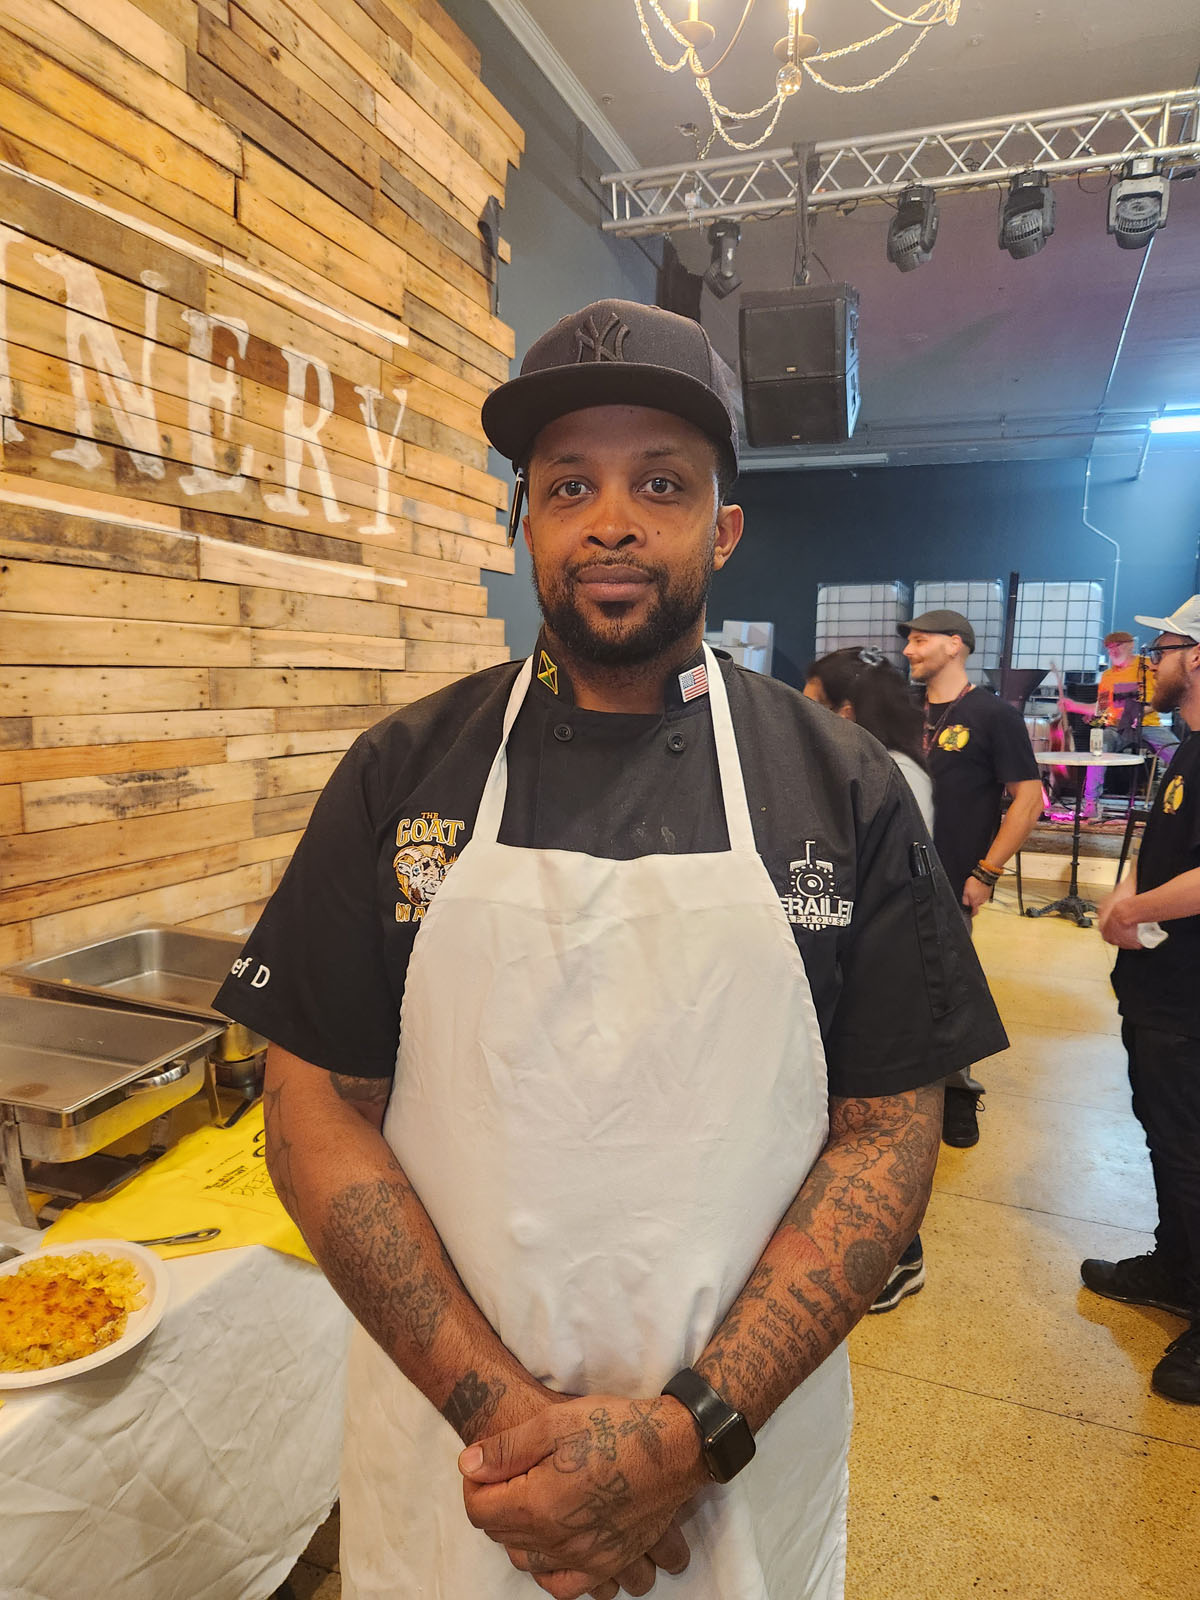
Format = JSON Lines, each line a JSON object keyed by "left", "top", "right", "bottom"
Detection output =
{"left": 601, "top": 88, "right": 1200, "bottom": 234}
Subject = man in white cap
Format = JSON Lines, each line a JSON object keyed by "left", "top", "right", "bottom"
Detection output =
{"left": 1086, "top": 595, "right": 1200, "bottom": 1404}
{"left": 219, "top": 300, "right": 1006, "bottom": 1598}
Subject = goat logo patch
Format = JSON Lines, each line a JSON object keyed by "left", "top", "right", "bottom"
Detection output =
{"left": 394, "top": 813, "right": 465, "bottom": 922}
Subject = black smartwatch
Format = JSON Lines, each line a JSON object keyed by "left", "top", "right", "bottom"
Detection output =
{"left": 661, "top": 1367, "right": 756, "bottom": 1484}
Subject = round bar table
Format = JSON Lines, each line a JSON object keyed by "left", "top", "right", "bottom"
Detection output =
{"left": 1029, "top": 751, "right": 1144, "bottom": 926}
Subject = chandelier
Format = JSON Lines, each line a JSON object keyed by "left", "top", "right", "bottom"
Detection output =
{"left": 634, "top": 1, "right": 961, "bottom": 153}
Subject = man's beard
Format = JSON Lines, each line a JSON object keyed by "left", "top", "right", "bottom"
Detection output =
{"left": 534, "top": 546, "right": 714, "bottom": 668}
{"left": 1152, "top": 673, "right": 1183, "bottom": 715}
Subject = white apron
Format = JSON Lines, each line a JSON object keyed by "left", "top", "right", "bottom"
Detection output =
{"left": 341, "top": 646, "right": 851, "bottom": 1600}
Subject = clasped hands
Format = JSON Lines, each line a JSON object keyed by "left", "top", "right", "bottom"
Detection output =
{"left": 458, "top": 1392, "right": 708, "bottom": 1600}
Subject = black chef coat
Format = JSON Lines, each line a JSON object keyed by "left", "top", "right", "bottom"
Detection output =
{"left": 924, "top": 687, "right": 1041, "bottom": 898}
{"left": 1112, "top": 729, "right": 1200, "bottom": 1038}
{"left": 217, "top": 640, "right": 1008, "bottom": 1098}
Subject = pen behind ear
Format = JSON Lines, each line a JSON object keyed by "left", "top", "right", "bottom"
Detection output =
{"left": 506, "top": 468, "right": 526, "bottom": 548}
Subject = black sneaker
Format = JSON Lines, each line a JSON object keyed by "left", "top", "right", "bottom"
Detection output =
{"left": 868, "top": 1237, "right": 925, "bottom": 1313}
{"left": 1151, "top": 1325, "right": 1200, "bottom": 1404}
{"left": 942, "top": 1086, "right": 982, "bottom": 1148}
{"left": 1079, "top": 1252, "right": 1193, "bottom": 1318}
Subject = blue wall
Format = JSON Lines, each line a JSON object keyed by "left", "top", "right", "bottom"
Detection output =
{"left": 712, "top": 449, "right": 1200, "bottom": 689}
{"left": 437, "top": 0, "right": 659, "bottom": 656}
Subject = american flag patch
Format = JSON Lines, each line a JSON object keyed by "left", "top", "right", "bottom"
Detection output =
{"left": 678, "top": 661, "right": 709, "bottom": 702}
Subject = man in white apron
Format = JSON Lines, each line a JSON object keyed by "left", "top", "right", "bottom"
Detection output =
{"left": 218, "top": 300, "right": 1006, "bottom": 1600}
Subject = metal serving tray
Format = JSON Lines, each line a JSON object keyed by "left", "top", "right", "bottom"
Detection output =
{"left": 7, "top": 925, "right": 242, "bottom": 1021}
{"left": 0, "top": 993, "right": 222, "bottom": 1226}
{"left": 0, "top": 994, "right": 222, "bottom": 1160}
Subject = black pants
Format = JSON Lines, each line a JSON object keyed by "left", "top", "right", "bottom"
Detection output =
{"left": 1123, "top": 1019, "right": 1200, "bottom": 1314}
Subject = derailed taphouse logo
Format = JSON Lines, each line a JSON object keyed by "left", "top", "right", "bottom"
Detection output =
{"left": 394, "top": 812, "right": 465, "bottom": 922}
{"left": 781, "top": 842, "right": 854, "bottom": 931}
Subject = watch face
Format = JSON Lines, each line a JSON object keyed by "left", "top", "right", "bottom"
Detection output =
{"left": 704, "top": 1408, "right": 756, "bottom": 1483}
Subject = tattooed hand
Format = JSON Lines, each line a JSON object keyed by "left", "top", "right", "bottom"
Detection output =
{"left": 458, "top": 1395, "right": 703, "bottom": 1599}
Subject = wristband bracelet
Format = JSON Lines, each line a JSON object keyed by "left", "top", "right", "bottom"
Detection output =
{"left": 971, "top": 865, "right": 1000, "bottom": 889}
{"left": 662, "top": 1368, "right": 756, "bottom": 1484}
{"left": 979, "top": 858, "right": 1004, "bottom": 878}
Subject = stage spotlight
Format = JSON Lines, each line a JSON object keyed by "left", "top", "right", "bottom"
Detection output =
{"left": 704, "top": 220, "right": 742, "bottom": 299}
{"left": 886, "top": 185, "right": 938, "bottom": 271}
{"left": 998, "top": 171, "right": 1055, "bottom": 259}
{"left": 1108, "top": 158, "right": 1169, "bottom": 250}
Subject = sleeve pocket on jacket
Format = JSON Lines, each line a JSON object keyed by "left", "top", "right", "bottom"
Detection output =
{"left": 910, "top": 871, "right": 962, "bottom": 1020}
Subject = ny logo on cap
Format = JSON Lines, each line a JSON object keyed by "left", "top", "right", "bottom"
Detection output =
{"left": 576, "top": 312, "right": 629, "bottom": 362}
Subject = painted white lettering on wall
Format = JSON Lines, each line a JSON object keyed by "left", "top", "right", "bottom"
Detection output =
{"left": 179, "top": 308, "right": 254, "bottom": 495}
{"left": 0, "top": 235, "right": 416, "bottom": 534}
{"left": 355, "top": 383, "right": 408, "bottom": 535}
{"left": 263, "top": 346, "right": 350, "bottom": 523}
{"left": 36, "top": 254, "right": 167, "bottom": 478}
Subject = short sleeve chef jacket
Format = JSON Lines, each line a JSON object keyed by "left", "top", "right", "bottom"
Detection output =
{"left": 924, "top": 687, "right": 1041, "bottom": 900}
{"left": 216, "top": 641, "right": 1008, "bottom": 1096}
{"left": 1111, "top": 729, "right": 1200, "bottom": 1038}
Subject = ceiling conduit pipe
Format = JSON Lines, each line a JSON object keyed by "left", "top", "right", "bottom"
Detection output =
{"left": 1083, "top": 234, "right": 1156, "bottom": 631}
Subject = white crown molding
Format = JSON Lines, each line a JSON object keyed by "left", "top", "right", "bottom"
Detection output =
{"left": 482, "top": 0, "right": 641, "bottom": 170}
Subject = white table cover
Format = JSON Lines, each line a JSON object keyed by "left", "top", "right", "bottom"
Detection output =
{"left": 1, "top": 1203, "right": 349, "bottom": 1600}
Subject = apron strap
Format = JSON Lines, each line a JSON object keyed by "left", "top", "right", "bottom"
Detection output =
{"left": 472, "top": 657, "right": 533, "bottom": 845}
{"left": 704, "top": 644, "right": 757, "bottom": 855}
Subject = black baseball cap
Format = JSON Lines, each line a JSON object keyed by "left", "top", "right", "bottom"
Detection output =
{"left": 481, "top": 299, "right": 739, "bottom": 478}
{"left": 898, "top": 609, "right": 977, "bottom": 654}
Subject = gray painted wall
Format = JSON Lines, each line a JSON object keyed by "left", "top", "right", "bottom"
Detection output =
{"left": 437, "top": 0, "right": 659, "bottom": 657}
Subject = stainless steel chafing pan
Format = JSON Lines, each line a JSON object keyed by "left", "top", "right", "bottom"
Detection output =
{"left": 6, "top": 927, "right": 266, "bottom": 1093}
{"left": 0, "top": 994, "right": 221, "bottom": 1226}
{"left": 8, "top": 926, "right": 243, "bottom": 1019}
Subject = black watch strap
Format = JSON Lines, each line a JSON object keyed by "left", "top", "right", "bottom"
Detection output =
{"left": 661, "top": 1367, "right": 756, "bottom": 1484}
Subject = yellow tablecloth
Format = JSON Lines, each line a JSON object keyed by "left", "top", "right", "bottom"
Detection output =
{"left": 43, "top": 1102, "right": 312, "bottom": 1261}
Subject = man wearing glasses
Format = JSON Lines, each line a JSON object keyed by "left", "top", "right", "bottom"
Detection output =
{"left": 1086, "top": 595, "right": 1200, "bottom": 1404}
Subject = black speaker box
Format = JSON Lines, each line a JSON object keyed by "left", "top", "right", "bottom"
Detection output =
{"left": 739, "top": 285, "right": 860, "bottom": 447}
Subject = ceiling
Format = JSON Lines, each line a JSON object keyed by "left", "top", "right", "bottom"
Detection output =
{"left": 489, "top": 1, "right": 1200, "bottom": 471}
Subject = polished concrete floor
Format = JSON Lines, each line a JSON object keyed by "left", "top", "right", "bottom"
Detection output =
{"left": 846, "top": 881, "right": 1200, "bottom": 1598}
{"left": 281, "top": 881, "right": 1199, "bottom": 1599}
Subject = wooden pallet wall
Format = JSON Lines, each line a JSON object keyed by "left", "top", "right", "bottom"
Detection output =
{"left": 0, "top": 0, "right": 522, "bottom": 966}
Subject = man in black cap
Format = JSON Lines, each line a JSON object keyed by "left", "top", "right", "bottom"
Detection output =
{"left": 219, "top": 300, "right": 1004, "bottom": 1600}
{"left": 901, "top": 610, "right": 1042, "bottom": 1147}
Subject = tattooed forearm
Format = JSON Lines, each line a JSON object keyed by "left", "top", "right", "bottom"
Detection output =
{"left": 263, "top": 1049, "right": 555, "bottom": 1444}
{"left": 441, "top": 1370, "right": 506, "bottom": 1443}
{"left": 321, "top": 1175, "right": 450, "bottom": 1354}
{"left": 698, "top": 1083, "right": 942, "bottom": 1429}
{"left": 262, "top": 1080, "right": 299, "bottom": 1216}
{"left": 329, "top": 1073, "right": 391, "bottom": 1127}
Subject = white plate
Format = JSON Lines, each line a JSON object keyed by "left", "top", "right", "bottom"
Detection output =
{"left": 0, "top": 1238, "right": 169, "bottom": 1389}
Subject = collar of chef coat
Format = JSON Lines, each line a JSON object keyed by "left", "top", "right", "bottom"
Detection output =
{"left": 526, "top": 630, "right": 723, "bottom": 721}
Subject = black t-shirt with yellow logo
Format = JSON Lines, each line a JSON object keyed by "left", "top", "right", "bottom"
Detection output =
{"left": 1112, "top": 730, "right": 1200, "bottom": 1036}
{"left": 924, "top": 687, "right": 1040, "bottom": 900}
{"left": 216, "top": 641, "right": 1007, "bottom": 1100}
